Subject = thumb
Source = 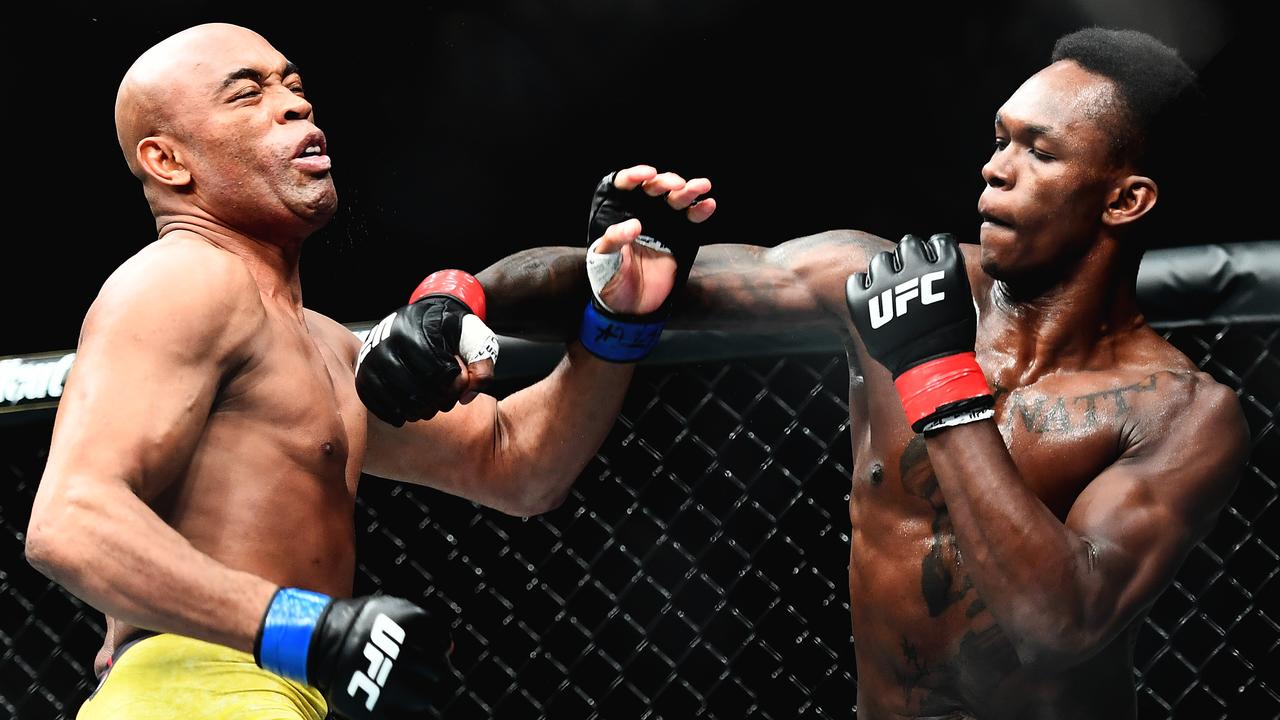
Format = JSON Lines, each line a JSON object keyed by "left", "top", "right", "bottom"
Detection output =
{"left": 457, "top": 315, "right": 499, "bottom": 366}
{"left": 594, "top": 218, "right": 642, "bottom": 254}
{"left": 458, "top": 358, "right": 494, "bottom": 404}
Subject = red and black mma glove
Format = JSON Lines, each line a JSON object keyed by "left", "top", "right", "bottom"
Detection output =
{"left": 355, "top": 270, "right": 498, "bottom": 427}
{"left": 579, "top": 171, "right": 702, "bottom": 362}
{"left": 845, "top": 234, "right": 994, "bottom": 434}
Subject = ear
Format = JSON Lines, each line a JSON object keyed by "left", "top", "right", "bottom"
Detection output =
{"left": 1101, "top": 175, "right": 1158, "bottom": 228}
{"left": 136, "top": 137, "right": 191, "bottom": 188}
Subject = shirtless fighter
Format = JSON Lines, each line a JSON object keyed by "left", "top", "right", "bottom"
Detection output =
{"left": 478, "top": 29, "right": 1247, "bottom": 718}
{"left": 24, "top": 23, "right": 713, "bottom": 720}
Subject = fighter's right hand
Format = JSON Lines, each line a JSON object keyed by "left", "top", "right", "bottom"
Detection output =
{"left": 355, "top": 270, "right": 499, "bottom": 426}
{"left": 845, "top": 234, "right": 993, "bottom": 434}
{"left": 256, "top": 588, "right": 454, "bottom": 719}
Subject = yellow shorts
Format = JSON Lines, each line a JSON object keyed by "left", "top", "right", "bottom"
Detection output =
{"left": 77, "top": 633, "right": 327, "bottom": 720}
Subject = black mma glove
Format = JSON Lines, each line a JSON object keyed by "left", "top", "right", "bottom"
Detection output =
{"left": 355, "top": 270, "right": 497, "bottom": 426}
{"left": 256, "top": 588, "right": 454, "bottom": 719}
{"left": 579, "top": 171, "right": 703, "bottom": 361}
{"left": 845, "top": 234, "right": 994, "bottom": 433}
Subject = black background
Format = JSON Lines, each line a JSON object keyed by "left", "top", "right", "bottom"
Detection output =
{"left": 3, "top": 0, "right": 1274, "bottom": 356}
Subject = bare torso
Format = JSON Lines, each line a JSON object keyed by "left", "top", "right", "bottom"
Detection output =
{"left": 98, "top": 236, "right": 365, "bottom": 673}
{"left": 844, "top": 251, "right": 1201, "bottom": 719}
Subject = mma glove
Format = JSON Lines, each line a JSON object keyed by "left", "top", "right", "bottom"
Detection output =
{"left": 355, "top": 270, "right": 499, "bottom": 426}
{"left": 845, "top": 234, "right": 994, "bottom": 434}
{"left": 579, "top": 171, "right": 702, "bottom": 362}
{"left": 255, "top": 588, "right": 454, "bottom": 720}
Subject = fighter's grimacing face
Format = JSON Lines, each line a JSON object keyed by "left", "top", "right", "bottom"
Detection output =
{"left": 167, "top": 30, "right": 337, "bottom": 232}
{"left": 978, "top": 61, "right": 1128, "bottom": 282}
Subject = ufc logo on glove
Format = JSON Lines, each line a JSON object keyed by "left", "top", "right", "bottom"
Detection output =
{"left": 347, "top": 613, "right": 405, "bottom": 711}
{"left": 868, "top": 271, "right": 946, "bottom": 328}
{"left": 846, "top": 234, "right": 994, "bottom": 434}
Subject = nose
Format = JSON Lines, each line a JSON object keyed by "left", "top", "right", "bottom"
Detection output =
{"left": 275, "top": 88, "right": 313, "bottom": 124}
{"left": 981, "top": 147, "right": 1012, "bottom": 189}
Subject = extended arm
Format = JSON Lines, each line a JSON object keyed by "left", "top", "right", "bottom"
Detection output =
{"left": 479, "top": 229, "right": 893, "bottom": 338}
{"left": 364, "top": 167, "right": 718, "bottom": 515}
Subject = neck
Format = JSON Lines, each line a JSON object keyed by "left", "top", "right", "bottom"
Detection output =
{"left": 155, "top": 213, "right": 305, "bottom": 308}
{"left": 987, "top": 237, "right": 1143, "bottom": 373}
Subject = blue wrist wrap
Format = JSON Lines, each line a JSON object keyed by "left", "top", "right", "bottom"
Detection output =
{"left": 258, "top": 588, "right": 331, "bottom": 682}
{"left": 579, "top": 302, "right": 666, "bottom": 362}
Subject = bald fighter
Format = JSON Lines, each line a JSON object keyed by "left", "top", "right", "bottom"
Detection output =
{"left": 478, "top": 29, "right": 1247, "bottom": 718}
{"left": 24, "top": 23, "right": 713, "bottom": 720}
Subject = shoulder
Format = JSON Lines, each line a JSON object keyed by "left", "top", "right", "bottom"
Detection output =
{"left": 1135, "top": 369, "right": 1246, "bottom": 450}
{"left": 83, "top": 235, "right": 264, "bottom": 363}
{"left": 94, "top": 235, "right": 261, "bottom": 316}
{"left": 1123, "top": 366, "right": 1247, "bottom": 511}
{"left": 1128, "top": 329, "right": 1244, "bottom": 443}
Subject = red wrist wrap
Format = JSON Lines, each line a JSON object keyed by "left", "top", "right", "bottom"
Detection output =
{"left": 409, "top": 270, "right": 487, "bottom": 321}
{"left": 894, "top": 352, "right": 991, "bottom": 429}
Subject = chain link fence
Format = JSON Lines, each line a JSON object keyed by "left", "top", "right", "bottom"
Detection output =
{"left": 2, "top": 323, "right": 1276, "bottom": 720}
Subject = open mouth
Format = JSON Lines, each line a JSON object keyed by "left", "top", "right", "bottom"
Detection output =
{"left": 293, "top": 131, "right": 328, "bottom": 160}
{"left": 291, "top": 131, "right": 331, "bottom": 174}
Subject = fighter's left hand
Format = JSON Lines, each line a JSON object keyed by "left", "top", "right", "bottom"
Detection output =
{"left": 586, "top": 165, "right": 716, "bottom": 316}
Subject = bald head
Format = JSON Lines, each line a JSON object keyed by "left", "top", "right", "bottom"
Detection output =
{"left": 114, "top": 23, "right": 277, "bottom": 178}
{"left": 111, "top": 23, "right": 335, "bottom": 235}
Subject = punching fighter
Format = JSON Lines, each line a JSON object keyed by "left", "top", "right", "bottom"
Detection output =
{"left": 478, "top": 28, "right": 1247, "bottom": 719}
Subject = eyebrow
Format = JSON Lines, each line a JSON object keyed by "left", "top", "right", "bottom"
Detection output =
{"left": 217, "top": 61, "right": 303, "bottom": 93}
{"left": 994, "top": 113, "right": 1057, "bottom": 139}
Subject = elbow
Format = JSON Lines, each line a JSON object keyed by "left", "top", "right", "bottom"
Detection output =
{"left": 1013, "top": 640, "right": 1081, "bottom": 673}
{"left": 527, "top": 486, "right": 572, "bottom": 515}
{"left": 1010, "top": 616, "right": 1104, "bottom": 672}
{"left": 489, "top": 462, "right": 573, "bottom": 517}
{"left": 25, "top": 487, "right": 97, "bottom": 584}
{"left": 25, "top": 521, "right": 82, "bottom": 583}
{"left": 496, "top": 484, "right": 571, "bottom": 518}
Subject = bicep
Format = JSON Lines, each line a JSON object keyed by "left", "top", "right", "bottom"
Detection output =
{"left": 50, "top": 331, "right": 218, "bottom": 499}
{"left": 1065, "top": 465, "right": 1196, "bottom": 625}
{"left": 363, "top": 396, "right": 504, "bottom": 504}
{"left": 1066, "top": 386, "right": 1246, "bottom": 634}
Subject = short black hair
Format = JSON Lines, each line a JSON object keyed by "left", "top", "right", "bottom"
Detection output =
{"left": 1051, "top": 28, "right": 1203, "bottom": 180}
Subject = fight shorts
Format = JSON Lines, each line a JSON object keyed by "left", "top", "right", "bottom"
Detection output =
{"left": 77, "top": 632, "right": 327, "bottom": 720}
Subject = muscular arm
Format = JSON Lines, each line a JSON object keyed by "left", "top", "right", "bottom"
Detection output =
{"left": 478, "top": 229, "right": 892, "bottom": 338}
{"left": 359, "top": 334, "right": 633, "bottom": 516}
{"left": 25, "top": 242, "right": 276, "bottom": 653}
{"left": 402, "top": 228, "right": 887, "bottom": 514}
{"left": 924, "top": 376, "right": 1247, "bottom": 669}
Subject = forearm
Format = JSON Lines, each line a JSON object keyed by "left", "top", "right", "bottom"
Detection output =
{"left": 673, "top": 237, "right": 861, "bottom": 333}
{"left": 487, "top": 342, "right": 635, "bottom": 513}
{"left": 26, "top": 479, "right": 276, "bottom": 653}
{"left": 925, "top": 422, "right": 1097, "bottom": 662}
